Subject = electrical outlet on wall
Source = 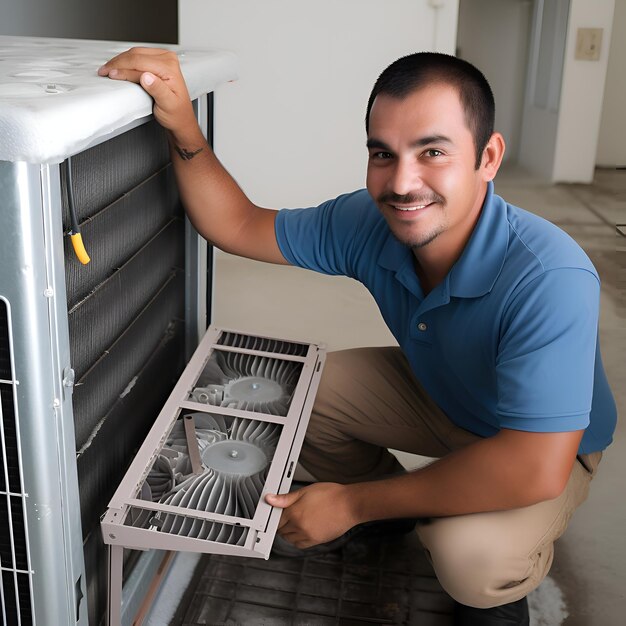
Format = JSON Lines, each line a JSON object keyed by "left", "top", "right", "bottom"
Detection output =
{"left": 575, "top": 28, "right": 603, "bottom": 61}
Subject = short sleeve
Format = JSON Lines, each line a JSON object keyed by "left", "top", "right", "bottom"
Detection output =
{"left": 496, "top": 268, "right": 600, "bottom": 432}
{"left": 274, "top": 190, "right": 376, "bottom": 278}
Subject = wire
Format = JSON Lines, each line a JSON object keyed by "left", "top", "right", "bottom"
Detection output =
{"left": 64, "top": 156, "right": 91, "bottom": 265}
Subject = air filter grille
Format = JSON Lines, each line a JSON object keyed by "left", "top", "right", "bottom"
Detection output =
{"left": 217, "top": 331, "right": 309, "bottom": 356}
{"left": 102, "top": 326, "right": 325, "bottom": 560}
{"left": 0, "top": 299, "right": 34, "bottom": 626}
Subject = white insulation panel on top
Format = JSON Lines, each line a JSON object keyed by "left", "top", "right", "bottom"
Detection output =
{"left": 0, "top": 36, "right": 238, "bottom": 164}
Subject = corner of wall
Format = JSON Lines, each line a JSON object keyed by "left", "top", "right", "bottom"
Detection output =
{"left": 552, "top": 0, "right": 615, "bottom": 183}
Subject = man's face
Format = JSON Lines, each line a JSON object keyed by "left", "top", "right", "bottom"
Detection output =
{"left": 366, "top": 84, "right": 489, "bottom": 252}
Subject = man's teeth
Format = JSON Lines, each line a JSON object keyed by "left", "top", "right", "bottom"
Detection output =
{"left": 394, "top": 204, "right": 427, "bottom": 211}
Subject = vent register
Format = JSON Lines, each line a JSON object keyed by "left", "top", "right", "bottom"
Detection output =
{"left": 0, "top": 37, "right": 237, "bottom": 626}
{"left": 102, "top": 328, "right": 325, "bottom": 624}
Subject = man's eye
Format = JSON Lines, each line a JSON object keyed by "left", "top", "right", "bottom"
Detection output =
{"left": 425, "top": 149, "right": 443, "bottom": 157}
{"left": 371, "top": 151, "right": 392, "bottom": 160}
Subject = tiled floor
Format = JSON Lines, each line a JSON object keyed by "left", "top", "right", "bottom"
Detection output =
{"left": 178, "top": 534, "right": 454, "bottom": 625}
{"left": 178, "top": 167, "right": 625, "bottom": 625}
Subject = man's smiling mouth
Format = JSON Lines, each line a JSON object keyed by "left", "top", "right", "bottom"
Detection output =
{"left": 391, "top": 203, "right": 431, "bottom": 211}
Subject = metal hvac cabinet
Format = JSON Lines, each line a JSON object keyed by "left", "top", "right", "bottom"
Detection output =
{"left": 0, "top": 36, "right": 237, "bottom": 626}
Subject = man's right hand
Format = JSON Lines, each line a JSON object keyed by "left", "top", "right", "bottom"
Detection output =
{"left": 98, "top": 47, "right": 199, "bottom": 140}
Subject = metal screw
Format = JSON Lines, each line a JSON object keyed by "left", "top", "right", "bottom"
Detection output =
{"left": 63, "top": 367, "right": 75, "bottom": 388}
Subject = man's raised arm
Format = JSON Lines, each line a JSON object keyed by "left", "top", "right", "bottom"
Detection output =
{"left": 98, "top": 47, "right": 287, "bottom": 265}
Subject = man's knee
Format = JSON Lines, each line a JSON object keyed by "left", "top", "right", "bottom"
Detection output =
{"left": 418, "top": 522, "right": 551, "bottom": 609}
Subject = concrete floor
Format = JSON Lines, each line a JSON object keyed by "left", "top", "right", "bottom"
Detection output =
{"left": 209, "top": 166, "right": 625, "bottom": 625}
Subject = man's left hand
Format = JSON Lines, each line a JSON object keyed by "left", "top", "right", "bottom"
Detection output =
{"left": 265, "top": 482, "right": 358, "bottom": 549}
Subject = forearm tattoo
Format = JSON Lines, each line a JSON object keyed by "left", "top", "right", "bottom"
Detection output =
{"left": 175, "top": 145, "right": 203, "bottom": 161}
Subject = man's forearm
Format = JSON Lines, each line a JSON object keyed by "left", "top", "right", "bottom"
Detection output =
{"left": 167, "top": 126, "right": 248, "bottom": 243}
{"left": 343, "top": 428, "right": 583, "bottom": 524}
{"left": 166, "top": 125, "right": 286, "bottom": 263}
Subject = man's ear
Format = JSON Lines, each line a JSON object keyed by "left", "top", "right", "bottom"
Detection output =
{"left": 480, "top": 132, "right": 505, "bottom": 181}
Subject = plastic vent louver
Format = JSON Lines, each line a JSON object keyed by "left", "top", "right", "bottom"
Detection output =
{"left": 102, "top": 325, "right": 325, "bottom": 562}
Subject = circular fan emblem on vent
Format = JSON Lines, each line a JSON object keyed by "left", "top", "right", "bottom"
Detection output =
{"left": 224, "top": 376, "right": 285, "bottom": 403}
{"left": 201, "top": 440, "right": 269, "bottom": 476}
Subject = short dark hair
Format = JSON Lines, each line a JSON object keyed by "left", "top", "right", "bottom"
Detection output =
{"left": 365, "top": 52, "right": 495, "bottom": 169}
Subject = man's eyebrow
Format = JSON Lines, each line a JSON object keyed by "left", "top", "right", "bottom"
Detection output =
{"left": 366, "top": 135, "right": 454, "bottom": 150}
{"left": 366, "top": 138, "right": 391, "bottom": 150}
{"left": 411, "top": 135, "right": 454, "bottom": 148}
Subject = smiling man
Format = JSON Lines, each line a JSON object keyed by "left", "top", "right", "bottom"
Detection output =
{"left": 100, "top": 50, "right": 616, "bottom": 625}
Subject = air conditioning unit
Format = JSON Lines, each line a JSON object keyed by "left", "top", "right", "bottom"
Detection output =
{"left": 0, "top": 36, "right": 237, "bottom": 626}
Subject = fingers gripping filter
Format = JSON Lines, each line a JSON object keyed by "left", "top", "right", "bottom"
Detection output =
{"left": 102, "top": 326, "right": 325, "bottom": 559}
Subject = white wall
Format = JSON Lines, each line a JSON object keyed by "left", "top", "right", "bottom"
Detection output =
{"left": 519, "top": 0, "right": 615, "bottom": 182}
{"left": 457, "top": 0, "right": 532, "bottom": 163}
{"left": 518, "top": 0, "right": 570, "bottom": 180}
{"left": 596, "top": 0, "right": 626, "bottom": 167}
{"left": 553, "top": 0, "right": 615, "bottom": 181}
{"left": 179, "top": 0, "right": 459, "bottom": 209}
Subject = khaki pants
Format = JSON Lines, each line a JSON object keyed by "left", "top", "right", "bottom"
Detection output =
{"left": 299, "top": 347, "right": 601, "bottom": 609}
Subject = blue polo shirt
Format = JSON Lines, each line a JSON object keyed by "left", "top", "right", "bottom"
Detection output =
{"left": 275, "top": 182, "right": 616, "bottom": 454}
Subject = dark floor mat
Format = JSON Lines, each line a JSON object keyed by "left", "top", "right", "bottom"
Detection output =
{"left": 174, "top": 532, "right": 454, "bottom": 625}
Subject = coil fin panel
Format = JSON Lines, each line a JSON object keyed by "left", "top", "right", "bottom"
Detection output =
{"left": 68, "top": 220, "right": 184, "bottom": 381}
{"left": 73, "top": 273, "right": 184, "bottom": 453}
{"left": 64, "top": 166, "right": 182, "bottom": 309}
{"left": 60, "top": 119, "right": 170, "bottom": 225}
{"left": 62, "top": 120, "right": 187, "bottom": 626}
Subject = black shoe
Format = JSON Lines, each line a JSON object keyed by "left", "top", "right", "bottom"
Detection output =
{"left": 271, "top": 516, "right": 417, "bottom": 558}
{"left": 453, "top": 597, "right": 529, "bottom": 626}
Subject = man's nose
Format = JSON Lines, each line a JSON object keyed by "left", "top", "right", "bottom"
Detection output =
{"left": 388, "top": 159, "right": 424, "bottom": 196}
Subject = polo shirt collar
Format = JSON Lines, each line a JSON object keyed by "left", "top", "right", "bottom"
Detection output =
{"left": 377, "top": 181, "right": 509, "bottom": 299}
